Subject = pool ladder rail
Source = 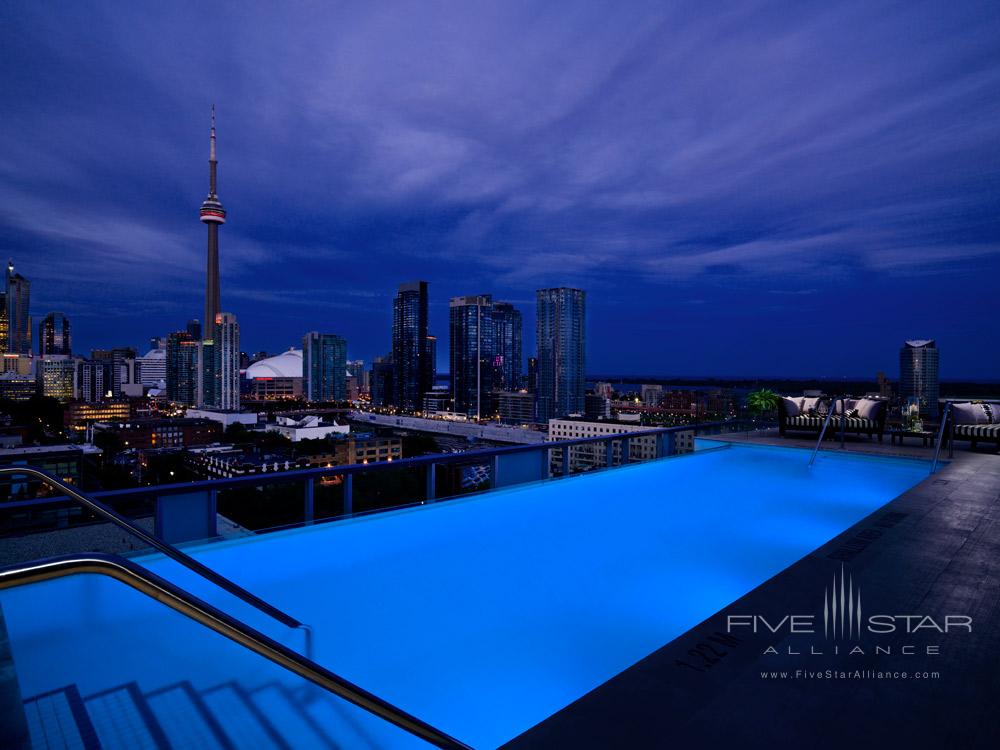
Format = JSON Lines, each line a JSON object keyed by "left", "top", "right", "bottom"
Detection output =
{"left": 0, "top": 466, "right": 307, "bottom": 637}
{"left": 808, "top": 396, "right": 846, "bottom": 467}
{"left": 930, "top": 401, "right": 951, "bottom": 474}
{"left": 807, "top": 399, "right": 951, "bottom": 475}
{"left": 0, "top": 553, "right": 472, "bottom": 750}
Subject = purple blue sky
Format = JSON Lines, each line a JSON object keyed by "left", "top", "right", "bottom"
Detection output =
{"left": 2, "top": 1, "right": 998, "bottom": 377}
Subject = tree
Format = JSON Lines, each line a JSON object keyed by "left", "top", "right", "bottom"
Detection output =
{"left": 224, "top": 422, "right": 250, "bottom": 443}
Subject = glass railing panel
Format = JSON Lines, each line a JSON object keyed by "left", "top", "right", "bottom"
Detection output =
{"left": 0, "top": 572, "right": 441, "bottom": 750}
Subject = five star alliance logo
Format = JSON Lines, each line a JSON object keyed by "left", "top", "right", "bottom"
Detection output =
{"left": 824, "top": 565, "right": 862, "bottom": 640}
{"left": 726, "top": 563, "right": 973, "bottom": 657}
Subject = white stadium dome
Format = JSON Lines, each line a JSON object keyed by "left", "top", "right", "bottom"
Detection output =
{"left": 246, "top": 348, "right": 303, "bottom": 379}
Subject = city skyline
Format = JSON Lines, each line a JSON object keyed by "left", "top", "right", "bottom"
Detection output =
{"left": 2, "top": 2, "right": 999, "bottom": 377}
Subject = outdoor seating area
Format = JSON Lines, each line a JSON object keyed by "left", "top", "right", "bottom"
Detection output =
{"left": 778, "top": 395, "right": 888, "bottom": 441}
{"left": 948, "top": 401, "right": 1000, "bottom": 452}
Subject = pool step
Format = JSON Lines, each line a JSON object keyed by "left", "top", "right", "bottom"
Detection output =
{"left": 23, "top": 685, "right": 99, "bottom": 750}
{"left": 201, "top": 682, "right": 290, "bottom": 750}
{"left": 83, "top": 682, "right": 170, "bottom": 750}
{"left": 246, "top": 683, "right": 336, "bottom": 749}
{"left": 295, "top": 686, "right": 381, "bottom": 750}
{"left": 22, "top": 678, "right": 380, "bottom": 750}
{"left": 144, "top": 682, "right": 234, "bottom": 750}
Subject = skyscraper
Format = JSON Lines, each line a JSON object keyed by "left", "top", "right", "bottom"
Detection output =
{"left": 199, "top": 107, "right": 226, "bottom": 332}
{"left": 392, "top": 281, "right": 429, "bottom": 410}
{"left": 371, "top": 355, "right": 394, "bottom": 407}
{"left": 450, "top": 294, "right": 495, "bottom": 419}
{"left": 187, "top": 319, "right": 202, "bottom": 341}
{"left": 424, "top": 335, "right": 437, "bottom": 391}
{"left": 166, "top": 331, "right": 199, "bottom": 406}
{"left": 536, "top": 287, "right": 586, "bottom": 422}
{"left": 5, "top": 261, "right": 31, "bottom": 355}
{"left": 899, "top": 339, "right": 940, "bottom": 417}
{"left": 492, "top": 301, "right": 523, "bottom": 392}
{"left": 38, "top": 312, "right": 71, "bottom": 356}
{"left": 213, "top": 312, "right": 240, "bottom": 410}
{"left": 197, "top": 314, "right": 240, "bottom": 410}
{"left": 303, "top": 331, "right": 347, "bottom": 402}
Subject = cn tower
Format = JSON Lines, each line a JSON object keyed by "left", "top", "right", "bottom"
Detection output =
{"left": 200, "top": 105, "right": 226, "bottom": 332}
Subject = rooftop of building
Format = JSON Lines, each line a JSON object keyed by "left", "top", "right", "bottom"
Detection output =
{"left": 245, "top": 348, "right": 303, "bottom": 379}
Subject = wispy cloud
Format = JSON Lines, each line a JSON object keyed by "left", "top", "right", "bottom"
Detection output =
{"left": 1, "top": 0, "right": 998, "bottom": 374}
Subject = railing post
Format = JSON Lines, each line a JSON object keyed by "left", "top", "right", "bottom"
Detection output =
{"left": 605, "top": 438, "right": 614, "bottom": 468}
{"left": 426, "top": 463, "right": 436, "bottom": 502}
{"left": 621, "top": 437, "right": 631, "bottom": 465}
{"left": 656, "top": 431, "right": 676, "bottom": 458}
{"left": 303, "top": 477, "right": 314, "bottom": 524}
{"left": 343, "top": 473, "right": 353, "bottom": 517}
{"left": 840, "top": 397, "right": 846, "bottom": 449}
{"left": 490, "top": 455, "right": 500, "bottom": 488}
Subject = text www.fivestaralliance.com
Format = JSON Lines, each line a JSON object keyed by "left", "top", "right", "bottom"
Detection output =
{"left": 760, "top": 670, "right": 940, "bottom": 680}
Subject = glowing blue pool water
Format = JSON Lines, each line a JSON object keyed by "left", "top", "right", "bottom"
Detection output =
{"left": 1, "top": 443, "right": 929, "bottom": 749}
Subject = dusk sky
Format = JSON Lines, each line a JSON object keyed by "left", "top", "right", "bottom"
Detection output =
{"left": 2, "top": 1, "right": 998, "bottom": 378}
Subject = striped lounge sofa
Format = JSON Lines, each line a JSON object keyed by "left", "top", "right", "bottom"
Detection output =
{"left": 778, "top": 396, "right": 887, "bottom": 441}
{"left": 948, "top": 402, "right": 1000, "bottom": 452}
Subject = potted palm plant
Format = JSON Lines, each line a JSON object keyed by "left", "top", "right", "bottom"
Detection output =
{"left": 746, "top": 388, "right": 780, "bottom": 423}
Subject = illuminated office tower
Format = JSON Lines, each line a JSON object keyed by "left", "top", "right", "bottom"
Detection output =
{"left": 536, "top": 287, "right": 586, "bottom": 421}
{"left": 38, "top": 359, "right": 76, "bottom": 402}
{"left": 166, "top": 331, "right": 199, "bottom": 406}
{"left": 492, "top": 301, "right": 522, "bottom": 392}
{"left": 5, "top": 261, "right": 31, "bottom": 355}
{"left": 392, "top": 281, "right": 429, "bottom": 410}
{"left": 38, "top": 312, "right": 71, "bottom": 356}
{"left": 200, "top": 312, "right": 240, "bottom": 410}
{"left": 303, "top": 331, "right": 347, "bottom": 402}
{"left": 450, "top": 294, "right": 495, "bottom": 419}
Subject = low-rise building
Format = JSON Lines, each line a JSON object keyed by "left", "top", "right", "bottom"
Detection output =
{"left": 299, "top": 434, "right": 403, "bottom": 467}
{"left": 494, "top": 391, "right": 535, "bottom": 425}
{"left": 92, "top": 418, "right": 222, "bottom": 450}
{"left": 266, "top": 415, "right": 350, "bottom": 442}
{"left": 547, "top": 417, "right": 694, "bottom": 472}
{"left": 64, "top": 400, "right": 131, "bottom": 429}
{"left": 0, "top": 373, "right": 36, "bottom": 401}
{"left": 185, "top": 409, "right": 260, "bottom": 428}
{"left": 0, "top": 443, "right": 103, "bottom": 497}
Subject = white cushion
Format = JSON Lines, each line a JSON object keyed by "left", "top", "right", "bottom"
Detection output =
{"left": 782, "top": 397, "right": 803, "bottom": 417}
{"left": 854, "top": 398, "right": 882, "bottom": 419}
{"left": 987, "top": 403, "right": 1000, "bottom": 424}
{"left": 801, "top": 397, "right": 822, "bottom": 414}
{"left": 952, "top": 402, "right": 990, "bottom": 425}
{"left": 832, "top": 398, "right": 857, "bottom": 415}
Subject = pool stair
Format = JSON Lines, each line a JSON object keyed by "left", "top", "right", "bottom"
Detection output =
{"left": 20, "top": 678, "right": 374, "bottom": 749}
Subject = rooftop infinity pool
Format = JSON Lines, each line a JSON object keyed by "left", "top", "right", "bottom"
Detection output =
{"left": 1, "top": 442, "right": 930, "bottom": 749}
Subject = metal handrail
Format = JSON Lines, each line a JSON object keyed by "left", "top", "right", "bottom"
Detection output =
{"left": 0, "top": 553, "right": 471, "bottom": 750}
{"left": 0, "top": 467, "right": 304, "bottom": 631}
{"left": 930, "top": 402, "right": 951, "bottom": 474}
{"left": 808, "top": 397, "right": 838, "bottom": 467}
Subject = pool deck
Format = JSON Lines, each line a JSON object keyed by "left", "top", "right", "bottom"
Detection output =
{"left": 504, "top": 432, "right": 1000, "bottom": 750}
